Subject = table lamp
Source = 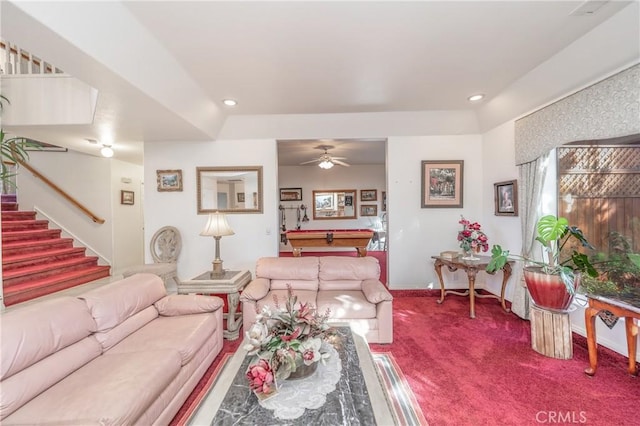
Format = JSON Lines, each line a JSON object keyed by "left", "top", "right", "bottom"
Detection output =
{"left": 200, "top": 211, "right": 235, "bottom": 277}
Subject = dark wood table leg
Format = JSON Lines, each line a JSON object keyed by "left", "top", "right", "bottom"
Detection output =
{"left": 434, "top": 259, "right": 446, "bottom": 305}
{"left": 625, "top": 317, "right": 638, "bottom": 376}
{"left": 584, "top": 304, "right": 599, "bottom": 376}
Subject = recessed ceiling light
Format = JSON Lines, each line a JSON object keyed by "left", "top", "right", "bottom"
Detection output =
{"left": 223, "top": 99, "right": 237, "bottom": 107}
{"left": 468, "top": 94, "right": 485, "bottom": 102}
{"left": 100, "top": 145, "right": 114, "bottom": 158}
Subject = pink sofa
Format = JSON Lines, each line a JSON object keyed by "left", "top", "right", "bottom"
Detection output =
{"left": 240, "top": 256, "right": 393, "bottom": 343}
{"left": 0, "top": 273, "right": 224, "bottom": 425}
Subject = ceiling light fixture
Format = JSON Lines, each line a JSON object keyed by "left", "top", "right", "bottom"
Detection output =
{"left": 100, "top": 144, "right": 114, "bottom": 158}
{"left": 223, "top": 99, "right": 237, "bottom": 107}
{"left": 318, "top": 159, "right": 334, "bottom": 169}
{"left": 468, "top": 94, "right": 485, "bottom": 102}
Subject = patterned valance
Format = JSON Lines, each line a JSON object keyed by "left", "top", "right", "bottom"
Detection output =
{"left": 514, "top": 64, "right": 640, "bottom": 165}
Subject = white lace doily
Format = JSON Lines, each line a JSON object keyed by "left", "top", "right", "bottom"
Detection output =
{"left": 258, "top": 344, "right": 342, "bottom": 419}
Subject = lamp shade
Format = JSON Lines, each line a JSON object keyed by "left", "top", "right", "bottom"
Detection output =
{"left": 200, "top": 212, "right": 235, "bottom": 237}
{"left": 318, "top": 159, "right": 334, "bottom": 169}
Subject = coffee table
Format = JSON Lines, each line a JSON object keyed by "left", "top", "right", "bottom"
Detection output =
{"left": 188, "top": 325, "right": 395, "bottom": 425}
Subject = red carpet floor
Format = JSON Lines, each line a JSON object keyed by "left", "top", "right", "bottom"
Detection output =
{"left": 172, "top": 293, "right": 638, "bottom": 425}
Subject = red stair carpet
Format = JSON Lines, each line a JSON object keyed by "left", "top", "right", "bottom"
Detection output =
{"left": 172, "top": 293, "right": 638, "bottom": 425}
{"left": 1, "top": 195, "right": 110, "bottom": 306}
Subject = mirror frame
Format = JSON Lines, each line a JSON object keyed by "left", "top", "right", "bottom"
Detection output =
{"left": 312, "top": 189, "right": 357, "bottom": 220}
{"left": 196, "top": 166, "right": 263, "bottom": 214}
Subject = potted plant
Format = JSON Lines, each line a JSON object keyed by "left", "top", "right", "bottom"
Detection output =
{"left": 1, "top": 95, "right": 36, "bottom": 189}
{"left": 486, "top": 215, "right": 598, "bottom": 312}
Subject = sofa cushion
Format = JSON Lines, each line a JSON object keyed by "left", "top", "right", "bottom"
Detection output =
{"left": 79, "top": 273, "right": 166, "bottom": 332}
{"left": 256, "top": 257, "right": 319, "bottom": 285}
{"left": 155, "top": 294, "right": 223, "bottom": 316}
{"left": 318, "top": 256, "right": 381, "bottom": 291}
{"left": 361, "top": 279, "right": 393, "bottom": 303}
{"left": 316, "top": 290, "right": 377, "bottom": 319}
{"left": 257, "top": 290, "right": 318, "bottom": 313}
{"left": 0, "top": 336, "right": 102, "bottom": 421}
{"left": 106, "top": 313, "right": 218, "bottom": 366}
{"left": 94, "top": 306, "right": 158, "bottom": 351}
{"left": 2, "top": 350, "right": 182, "bottom": 426}
{"left": 1, "top": 296, "right": 96, "bottom": 381}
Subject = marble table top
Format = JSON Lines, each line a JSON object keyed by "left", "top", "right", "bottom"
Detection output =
{"left": 189, "top": 325, "right": 395, "bottom": 425}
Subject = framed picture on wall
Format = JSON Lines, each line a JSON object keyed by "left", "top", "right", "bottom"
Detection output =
{"left": 360, "top": 189, "right": 377, "bottom": 201}
{"left": 382, "top": 191, "right": 387, "bottom": 212}
{"left": 237, "top": 192, "right": 245, "bottom": 203}
{"left": 360, "top": 204, "right": 378, "bottom": 216}
{"left": 494, "top": 180, "right": 518, "bottom": 216}
{"left": 121, "top": 190, "right": 134, "bottom": 205}
{"left": 421, "top": 160, "right": 464, "bottom": 208}
{"left": 156, "top": 169, "right": 183, "bottom": 192}
{"left": 280, "top": 187, "right": 303, "bottom": 201}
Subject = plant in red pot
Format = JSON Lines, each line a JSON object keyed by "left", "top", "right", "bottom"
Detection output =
{"left": 486, "top": 215, "right": 598, "bottom": 312}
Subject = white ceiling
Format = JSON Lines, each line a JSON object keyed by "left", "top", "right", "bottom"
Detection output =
{"left": 1, "top": 1, "right": 633, "bottom": 165}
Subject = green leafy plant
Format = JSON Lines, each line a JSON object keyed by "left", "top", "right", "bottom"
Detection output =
{"left": 486, "top": 215, "right": 598, "bottom": 294}
{"left": 1, "top": 95, "right": 38, "bottom": 187}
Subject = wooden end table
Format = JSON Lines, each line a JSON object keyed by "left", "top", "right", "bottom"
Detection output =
{"left": 432, "top": 255, "right": 512, "bottom": 318}
{"left": 178, "top": 270, "right": 252, "bottom": 340}
{"left": 584, "top": 294, "right": 639, "bottom": 376}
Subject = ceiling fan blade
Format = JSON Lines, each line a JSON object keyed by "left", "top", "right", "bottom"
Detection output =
{"left": 300, "top": 159, "right": 320, "bottom": 165}
{"left": 333, "top": 159, "right": 351, "bottom": 167}
{"left": 331, "top": 156, "right": 347, "bottom": 160}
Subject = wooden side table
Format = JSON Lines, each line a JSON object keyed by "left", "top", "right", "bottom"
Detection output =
{"left": 584, "top": 295, "right": 639, "bottom": 376}
{"left": 178, "top": 270, "right": 252, "bottom": 340}
{"left": 432, "top": 255, "right": 512, "bottom": 318}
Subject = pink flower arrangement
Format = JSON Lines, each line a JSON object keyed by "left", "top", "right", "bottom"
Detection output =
{"left": 243, "top": 286, "right": 332, "bottom": 395}
{"left": 457, "top": 216, "right": 489, "bottom": 253}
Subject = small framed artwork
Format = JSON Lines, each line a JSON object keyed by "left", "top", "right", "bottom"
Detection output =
{"left": 360, "top": 204, "right": 378, "bottom": 217}
{"left": 494, "top": 180, "right": 518, "bottom": 216}
{"left": 280, "top": 187, "right": 303, "bottom": 201}
{"left": 237, "top": 192, "right": 245, "bottom": 203}
{"left": 382, "top": 191, "right": 387, "bottom": 212}
{"left": 421, "top": 160, "right": 464, "bottom": 208}
{"left": 157, "top": 169, "right": 183, "bottom": 192}
{"left": 121, "top": 190, "right": 134, "bottom": 205}
{"left": 360, "top": 189, "right": 377, "bottom": 201}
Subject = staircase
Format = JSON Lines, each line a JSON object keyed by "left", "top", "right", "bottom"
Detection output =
{"left": 1, "top": 195, "right": 110, "bottom": 306}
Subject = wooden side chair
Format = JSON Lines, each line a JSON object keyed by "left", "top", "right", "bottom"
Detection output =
{"left": 122, "top": 226, "right": 182, "bottom": 286}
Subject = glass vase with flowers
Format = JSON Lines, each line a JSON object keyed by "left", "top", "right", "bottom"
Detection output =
{"left": 457, "top": 216, "right": 489, "bottom": 260}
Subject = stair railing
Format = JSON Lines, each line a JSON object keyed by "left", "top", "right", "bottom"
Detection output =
{"left": 34, "top": 206, "right": 111, "bottom": 267}
{"left": 1, "top": 40, "right": 62, "bottom": 75}
{"left": 15, "top": 157, "right": 106, "bottom": 224}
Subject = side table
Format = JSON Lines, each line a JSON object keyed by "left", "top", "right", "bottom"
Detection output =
{"left": 432, "top": 255, "right": 512, "bottom": 318}
{"left": 584, "top": 295, "right": 639, "bottom": 376}
{"left": 178, "top": 270, "right": 252, "bottom": 340}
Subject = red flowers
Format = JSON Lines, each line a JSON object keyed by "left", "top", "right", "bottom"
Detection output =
{"left": 458, "top": 216, "right": 489, "bottom": 253}
{"left": 246, "top": 359, "right": 275, "bottom": 394}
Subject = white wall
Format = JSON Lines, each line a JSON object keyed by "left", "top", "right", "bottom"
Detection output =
{"left": 387, "top": 135, "right": 483, "bottom": 289}
{"left": 15, "top": 150, "right": 144, "bottom": 272}
{"left": 143, "top": 139, "right": 279, "bottom": 280}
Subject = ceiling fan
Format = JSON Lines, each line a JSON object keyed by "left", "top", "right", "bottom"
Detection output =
{"left": 300, "top": 145, "right": 350, "bottom": 168}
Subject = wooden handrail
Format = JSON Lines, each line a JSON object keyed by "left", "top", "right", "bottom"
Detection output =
{"left": 15, "top": 158, "right": 105, "bottom": 224}
{"left": 1, "top": 41, "right": 57, "bottom": 73}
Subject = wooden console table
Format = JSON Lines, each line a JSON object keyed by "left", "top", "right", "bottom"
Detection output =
{"left": 432, "top": 255, "right": 512, "bottom": 318}
{"left": 584, "top": 295, "right": 639, "bottom": 376}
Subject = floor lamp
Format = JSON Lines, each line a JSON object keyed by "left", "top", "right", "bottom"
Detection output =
{"left": 200, "top": 211, "right": 235, "bottom": 277}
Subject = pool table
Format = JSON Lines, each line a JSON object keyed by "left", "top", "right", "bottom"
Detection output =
{"left": 285, "top": 229, "right": 375, "bottom": 257}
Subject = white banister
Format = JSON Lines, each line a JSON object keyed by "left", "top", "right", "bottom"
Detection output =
{"left": 0, "top": 39, "right": 63, "bottom": 75}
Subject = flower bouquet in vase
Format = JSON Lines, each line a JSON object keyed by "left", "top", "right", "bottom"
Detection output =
{"left": 457, "top": 216, "right": 489, "bottom": 260}
{"left": 244, "top": 286, "right": 333, "bottom": 400}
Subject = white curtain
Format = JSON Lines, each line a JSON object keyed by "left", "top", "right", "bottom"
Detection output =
{"left": 511, "top": 153, "right": 549, "bottom": 319}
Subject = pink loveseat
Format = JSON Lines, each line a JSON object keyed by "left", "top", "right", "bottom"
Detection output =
{"left": 0, "top": 273, "right": 224, "bottom": 425}
{"left": 240, "top": 256, "right": 393, "bottom": 343}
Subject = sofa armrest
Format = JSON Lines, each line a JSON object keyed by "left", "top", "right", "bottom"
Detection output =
{"left": 361, "top": 279, "right": 393, "bottom": 304}
{"left": 240, "top": 278, "right": 270, "bottom": 302}
{"left": 154, "top": 294, "right": 223, "bottom": 316}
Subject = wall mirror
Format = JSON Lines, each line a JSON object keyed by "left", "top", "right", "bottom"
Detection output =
{"left": 197, "top": 166, "right": 263, "bottom": 214}
{"left": 312, "top": 189, "right": 357, "bottom": 220}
